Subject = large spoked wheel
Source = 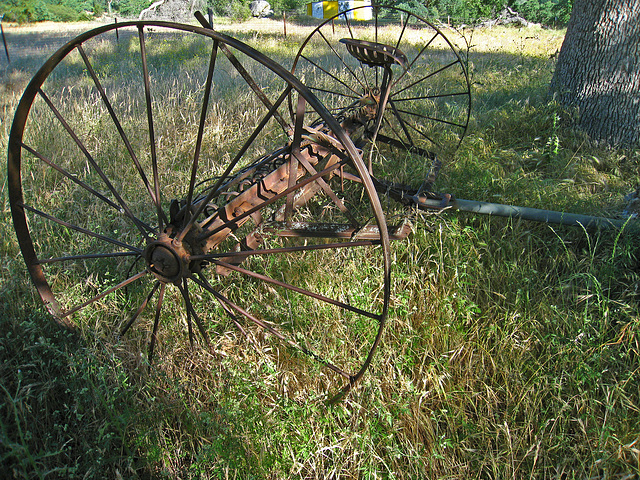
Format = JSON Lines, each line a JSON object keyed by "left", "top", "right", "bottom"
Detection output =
{"left": 292, "top": 6, "right": 471, "bottom": 188}
{"left": 8, "top": 21, "right": 390, "bottom": 401}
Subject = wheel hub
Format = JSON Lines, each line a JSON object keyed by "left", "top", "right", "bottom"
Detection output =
{"left": 144, "top": 234, "right": 191, "bottom": 284}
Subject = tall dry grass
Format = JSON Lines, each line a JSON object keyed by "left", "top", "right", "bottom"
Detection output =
{"left": 1, "top": 16, "right": 639, "bottom": 479}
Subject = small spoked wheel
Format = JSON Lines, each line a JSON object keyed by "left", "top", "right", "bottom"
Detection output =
{"left": 8, "top": 21, "right": 390, "bottom": 401}
{"left": 292, "top": 5, "right": 471, "bottom": 188}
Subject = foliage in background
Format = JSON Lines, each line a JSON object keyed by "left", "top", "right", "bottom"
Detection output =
{"left": 393, "top": 0, "right": 572, "bottom": 25}
{"left": 0, "top": 0, "right": 572, "bottom": 25}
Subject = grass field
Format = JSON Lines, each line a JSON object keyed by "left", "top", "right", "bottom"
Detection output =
{"left": 1, "top": 16, "right": 639, "bottom": 479}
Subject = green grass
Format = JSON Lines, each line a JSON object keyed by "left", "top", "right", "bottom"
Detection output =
{"left": 1, "top": 19, "right": 639, "bottom": 479}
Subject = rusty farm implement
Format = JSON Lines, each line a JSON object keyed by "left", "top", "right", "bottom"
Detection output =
{"left": 9, "top": 7, "right": 627, "bottom": 401}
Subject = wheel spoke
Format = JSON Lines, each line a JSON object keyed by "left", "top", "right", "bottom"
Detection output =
{"left": 392, "top": 90, "right": 470, "bottom": 102}
{"left": 301, "top": 54, "right": 362, "bottom": 98}
{"left": 37, "top": 251, "right": 139, "bottom": 265}
{"left": 318, "top": 29, "right": 366, "bottom": 91}
{"left": 138, "top": 26, "right": 164, "bottom": 232}
{"left": 21, "top": 142, "right": 155, "bottom": 233}
{"left": 220, "top": 43, "right": 290, "bottom": 131}
{"left": 388, "top": 100, "right": 415, "bottom": 147}
{"left": 393, "top": 14, "right": 410, "bottom": 51}
{"left": 184, "top": 39, "right": 219, "bottom": 225}
{"left": 213, "top": 259, "right": 382, "bottom": 321}
{"left": 391, "top": 32, "right": 439, "bottom": 89}
{"left": 19, "top": 202, "right": 142, "bottom": 253}
{"left": 177, "top": 279, "right": 210, "bottom": 346}
{"left": 195, "top": 273, "right": 250, "bottom": 340}
{"left": 192, "top": 275, "right": 352, "bottom": 380}
{"left": 120, "top": 281, "right": 160, "bottom": 336}
{"left": 404, "top": 118, "right": 443, "bottom": 149}
{"left": 393, "top": 107, "right": 468, "bottom": 129}
{"left": 189, "top": 239, "right": 381, "bottom": 261}
{"left": 37, "top": 89, "right": 153, "bottom": 239}
{"left": 61, "top": 269, "right": 148, "bottom": 319}
{"left": 307, "top": 84, "right": 359, "bottom": 100}
{"left": 148, "top": 282, "right": 166, "bottom": 364}
{"left": 76, "top": 44, "right": 168, "bottom": 228}
{"left": 391, "top": 59, "right": 462, "bottom": 98}
{"left": 176, "top": 85, "right": 293, "bottom": 242}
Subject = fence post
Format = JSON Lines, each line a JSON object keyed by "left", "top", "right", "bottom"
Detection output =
{"left": 1, "top": 14, "right": 10, "bottom": 64}
{"left": 208, "top": 8, "right": 213, "bottom": 28}
{"left": 283, "top": 12, "right": 287, "bottom": 38}
{"left": 114, "top": 17, "right": 119, "bottom": 42}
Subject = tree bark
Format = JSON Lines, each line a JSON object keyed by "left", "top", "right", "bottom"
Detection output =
{"left": 550, "top": 0, "right": 640, "bottom": 147}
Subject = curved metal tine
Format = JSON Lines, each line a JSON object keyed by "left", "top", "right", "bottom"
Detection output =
{"left": 317, "top": 29, "right": 367, "bottom": 92}
{"left": 191, "top": 275, "right": 352, "bottom": 381}
{"left": 391, "top": 31, "right": 439, "bottom": 89}
{"left": 294, "top": 148, "right": 360, "bottom": 228}
{"left": 120, "top": 280, "right": 160, "bottom": 336}
{"left": 37, "top": 251, "right": 139, "bottom": 265}
{"left": 198, "top": 157, "right": 349, "bottom": 241}
{"left": 213, "top": 259, "right": 382, "bottom": 321}
{"left": 19, "top": 202, "right": 142, "bottom": 254}
{"left": 36, "top": 90, "right": 154, "bottom": 239}
{"left": 184, "top": 39, "right": 219, "bottom": 226}
{"left": 197, "top": 147, "right": 334, "bottom": 230}
{"left": 206, "top": 145, "right": 288, "bottom": 198}
{"left": 285, "top": 95, "right": 306, "bottom": 224}
{"left": 60, "top": 269, "right": 148, "bottom": 319}
{"left": 177, "top": 279, "right": 210, "bottom": 347}
{"left": 148, "top": 282, "right": 166, "bottom": 365}
{"left": 138, "top": 26, "right": 164, "bottom": 233}
{"left": 301, "top": 53, "right": 362, "bottom": 98}
{"left": 392, "top": 59, "right": 461, "bottom": 98}
{"left": 76, "top": 44, "right": 169, "bottom": 229}
{"left": 176, "top": 85, "right": 293, "bottom": 243}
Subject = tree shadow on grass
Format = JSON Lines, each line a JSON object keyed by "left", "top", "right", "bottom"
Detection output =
{"left": 0, "top": 299, "right": 266, "bottom": 479}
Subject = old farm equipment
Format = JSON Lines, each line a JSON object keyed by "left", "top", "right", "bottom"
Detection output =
{"left": 7, "top": 7, "right": 488, "bottom": 401}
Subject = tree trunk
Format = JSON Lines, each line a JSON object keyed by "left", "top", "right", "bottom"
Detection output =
{"left": 550, "top": 0, "right": 640, "bottom": 147}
